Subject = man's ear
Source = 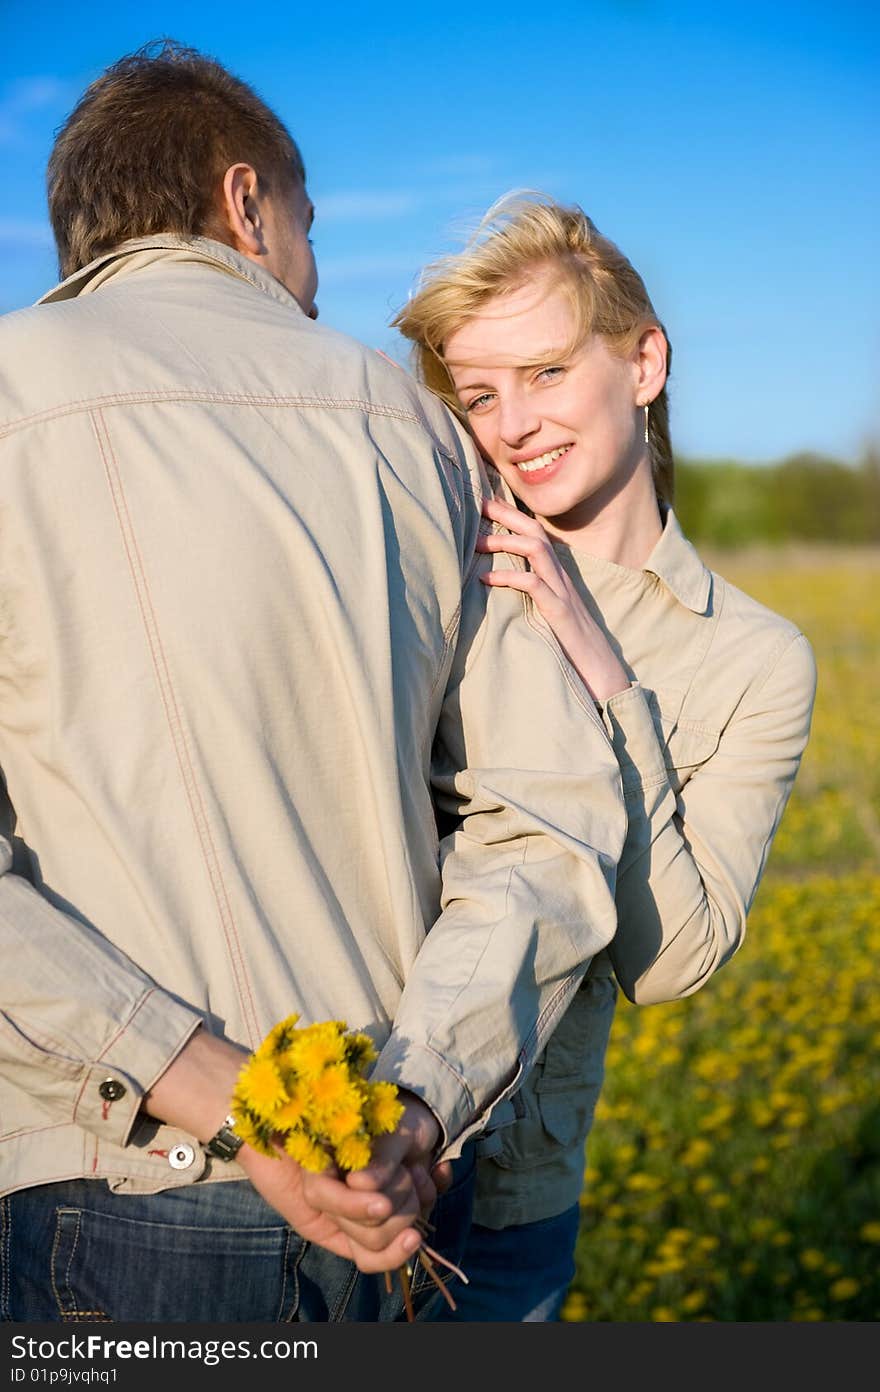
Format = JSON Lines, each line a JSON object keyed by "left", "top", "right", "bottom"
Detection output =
{"left": 220, "top": 163, "right": 265, "bottom": 257}
{"left": 636, "top": 325, "right": 668, "bottom": 405}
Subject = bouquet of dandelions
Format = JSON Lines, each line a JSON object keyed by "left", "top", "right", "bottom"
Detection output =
{"left": 231, "top": 1014, "right": 463, "bottom": 1319}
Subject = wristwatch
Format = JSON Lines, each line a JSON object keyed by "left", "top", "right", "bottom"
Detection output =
{"left": 205, "top": 1114, "right": 245, "bottom": 1162}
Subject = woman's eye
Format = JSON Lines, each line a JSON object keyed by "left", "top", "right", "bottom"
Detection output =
{"left": 465, "top": 393, "right": 495, "bottom": 413}
{"left": 536, "top": 366, "right": 564, "bottom": 384}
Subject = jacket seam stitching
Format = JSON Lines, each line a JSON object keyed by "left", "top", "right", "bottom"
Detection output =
{"left": 0, "top": 392, "right": 423, "bottom": 439}
{"left": 90, "top": 407, "right": 261, "bottom": 1048}
{"left": 751, "top": 630, "right": 808, "bottom": 697}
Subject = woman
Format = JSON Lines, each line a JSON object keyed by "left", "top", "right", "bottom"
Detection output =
{"left": 393, "top": 194, "right": 817, "bottom": 1321}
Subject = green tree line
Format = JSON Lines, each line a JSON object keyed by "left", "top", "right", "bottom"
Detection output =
{"left": 673, "top": 449, "right": 880, "bottom": 547}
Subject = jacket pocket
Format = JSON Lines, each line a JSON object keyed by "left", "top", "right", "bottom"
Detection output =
{"left": 663, "top": 723, "right": 721, "bottom": 793}
{"left": 492, "top": 975, "right": 618, "bottom": 1169}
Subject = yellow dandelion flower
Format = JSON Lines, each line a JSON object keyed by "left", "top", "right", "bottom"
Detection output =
{"left": 561, "top": 1292, "right": 589, "bottom": 1322}
{"left": 335, "top": 1133, "right": 373, "bottom": 1172}
{"left": 254, "top": 1013, "right": 300, "bottom": 1059}
{"left": 800, "top": 1249, "right": 825, "bottom": 1271}
{"left": 651, "top": 1307, "right": 677, "bottom": 1322}
{"left": 829, "top": 1277, "right": 860, "bottom": 1301}
{"left": 284, "top": 1129, "right": 331, "bottom": 1173}
{"left": 859, "top": 1222, "right": 880, "bottom": 1243}
{"left": 625, "top": 1172, "right": 660, "bottom": 1192}
{"left": 273, "top": 1082, "right": 312, "bottom": 1132}
{"left": 288, "top": 1022, "right": 347, "bottom": 1076}
{"left": 308, "top": 1065, "right": 360, "bottom": 1119}
{"left": 362, "top": 1082, "right": 404, "bottom": 1136}
{"left": 229, "top": 1107, "right": 276, "bottom": 1157}
{"left": 344, "top": 1032, "right": 378, "bottom": 1070}
{"left": 235, "top": 1056, "right": 288, "bottom": 1119}
{"left": 324, "top": 1106, "right": 365, "bottom": 1146}
{"left": 681, "top": 1291, "right": 707, "bottom": 1313}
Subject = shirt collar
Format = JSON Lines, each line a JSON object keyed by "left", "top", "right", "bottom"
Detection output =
{"left": 643, "top": 508, "right": 713, "bottom": 614}
{"left": 36, "top": 234, "right": 306, "bottom": 316}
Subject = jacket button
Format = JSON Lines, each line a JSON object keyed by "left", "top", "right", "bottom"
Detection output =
{"left": 168, "top": 1143, "right": 196, "bottom": 1170}
{"left": 98, "top": 1078, "right": 126, "bottom": 1102}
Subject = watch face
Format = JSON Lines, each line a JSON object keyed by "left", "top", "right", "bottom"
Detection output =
{"left": 207, "top": 1121, "right": 244, "bottom": 1161}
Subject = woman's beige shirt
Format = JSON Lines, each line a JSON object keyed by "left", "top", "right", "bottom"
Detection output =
{"left": 474, "top": 510, "right": 817, "bottom": 1227}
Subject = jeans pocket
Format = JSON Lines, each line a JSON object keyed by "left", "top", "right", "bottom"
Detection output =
{"left": 42, "top": 1188, "right": 306, "bottom": 1323}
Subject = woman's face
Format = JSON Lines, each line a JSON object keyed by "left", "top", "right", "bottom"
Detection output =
{"left": 443, "top": 269, "right": 647, "bottom": 527}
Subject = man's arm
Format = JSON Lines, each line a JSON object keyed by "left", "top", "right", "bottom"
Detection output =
{"left": 372, "top": 449, "right": 628, "bottom": 1157}
{"left": 0, "top": 832, "right": 203, "bottom": 1149}
{"left": 0, "top": 834, "right": 435, "bottom": 1267}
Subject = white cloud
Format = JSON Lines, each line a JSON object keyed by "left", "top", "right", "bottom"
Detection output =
{"left": 0, "top": 75, "right": 74, "bottom": 146}
{"left": 0, "top": 219, "right": 54, "bottom": 248}
{"left": 318, "top": 253, "right": 420, "bottom": 285}
{"left": 314, "top": 191, "right": 422, "bottom": 223}
{"left": 8, "top": 77, "right": 72, "bottom": 112}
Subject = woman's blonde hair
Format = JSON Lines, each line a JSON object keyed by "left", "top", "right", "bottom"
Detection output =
{"left": 392, "top": 192, "right": 674, "bottom": 505}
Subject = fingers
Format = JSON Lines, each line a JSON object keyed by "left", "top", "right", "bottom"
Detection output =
{"left": 481, "top": 495, "right": 546, "bottom": 537}
{"left": 346, "top": 1224, "right": 424, "bottom": 1275}
{"left": 345, "top": 1094, "right": 439, "bottom": 1193}
{"left": 300, "top": 1166, "right": 396, "bottom": 1225}
{"left": 431, "top": 1158, "right": 454, "bottom": 1195}
{"left": 410, "top": 1161, "right": 438, "bottom": 1216}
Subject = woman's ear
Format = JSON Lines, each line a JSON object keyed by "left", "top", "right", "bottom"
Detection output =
{"left": 219, "top": 163, "right": 265, "bottom": 257}
{"left": 636, "top": 325, "right": 668, "bottom": 405}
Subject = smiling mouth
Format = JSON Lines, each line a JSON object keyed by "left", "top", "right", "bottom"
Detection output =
{"left": 515, "top": 444, "right": 572, "bottom": 474}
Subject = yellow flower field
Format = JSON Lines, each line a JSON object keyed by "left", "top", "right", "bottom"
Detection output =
{"left": 564, "top": 547, "right": 880, "bottom": 1322}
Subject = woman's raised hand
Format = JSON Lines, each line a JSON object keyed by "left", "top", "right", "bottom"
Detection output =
{"left": 477, "top": 495, "right": 631, "bottom": 705}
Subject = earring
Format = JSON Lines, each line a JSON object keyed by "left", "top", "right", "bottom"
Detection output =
{"left": 643, "top": 402, "right": 650, "bottom": 444}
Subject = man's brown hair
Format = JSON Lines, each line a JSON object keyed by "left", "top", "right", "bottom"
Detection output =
{"left": 48, "top": 39, "right": 306, "bottom": 278}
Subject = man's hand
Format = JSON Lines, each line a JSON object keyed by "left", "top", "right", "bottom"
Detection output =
{"left": 294, "top": 1091, "right": 441, "bottom": 1263}
{"left": 143, "top": 1031, "right": 440, "bottom": 1272}
{"left": 236, "top": 1143, "right": 424, "bottom": 1273}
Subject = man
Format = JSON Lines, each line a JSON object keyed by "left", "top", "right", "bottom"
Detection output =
{"left": 0, "top": 42, "right": 625, "bottom": 1322}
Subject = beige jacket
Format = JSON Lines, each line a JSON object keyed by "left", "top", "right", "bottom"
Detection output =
{"left": 0, "top": 238, "right": 626, "bottom": 1198}
{"left": 474, "top": 510, "right": 817, "bottom": 1226}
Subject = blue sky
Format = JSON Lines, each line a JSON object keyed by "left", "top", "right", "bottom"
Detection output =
{"left": 2, "top": 0, "right": 877, "bottom": 463}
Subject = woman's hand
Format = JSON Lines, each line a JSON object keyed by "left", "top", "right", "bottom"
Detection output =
{"left": 477, "top": 496, "right": 631, "bottom": 704}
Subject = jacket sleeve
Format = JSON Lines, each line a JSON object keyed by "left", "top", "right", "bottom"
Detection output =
{"left": 0, "top": 796, "right": 203, "bottom": 1146}
{"left": 374, "top": 456, "right": 628, "bottom": 1156}
{"left": 602, "top": 630, "right": 817, "bottom": 1005}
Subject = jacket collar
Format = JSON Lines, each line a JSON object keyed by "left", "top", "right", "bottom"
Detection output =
{"left": 644, "top": 508, "right": 712, "bottom": 614}
{"left": 37, "top": 234, "right": 306, "bottom": 316}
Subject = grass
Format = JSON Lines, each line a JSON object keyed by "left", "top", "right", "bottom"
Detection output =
{"left": 563, "top": 546, "right": 880, "bottom": 1322}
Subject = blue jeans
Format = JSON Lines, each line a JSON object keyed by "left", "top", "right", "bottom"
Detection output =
{"left": 434, "top": 1202, "right": 580, "bottom": 1322}
{"left": 0, "top": 1149, "right": 474, "bottom": 1323}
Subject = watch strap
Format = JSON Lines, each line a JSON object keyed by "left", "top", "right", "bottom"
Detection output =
{"left": 205, "top": 1113, "right": 245, "bottom": 1162}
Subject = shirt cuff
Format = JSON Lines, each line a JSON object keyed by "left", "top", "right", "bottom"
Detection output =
{"left": 602, "top": 682, "right": 669, "bottom": 795}
{"left": 72, "top": 989, "right": 204, "bottom": 1150}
